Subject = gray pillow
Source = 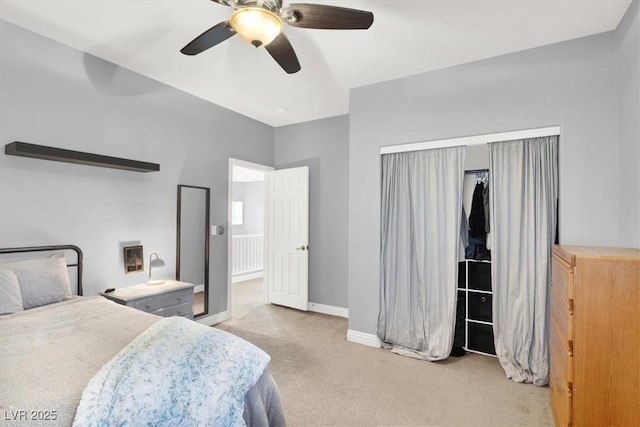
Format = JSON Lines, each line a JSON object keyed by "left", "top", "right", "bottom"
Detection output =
{"left": 1, "top": 253, "right": 72, "bottom": 309}
{"left": 0, "top": 269, "right": 24, "bottom": 314}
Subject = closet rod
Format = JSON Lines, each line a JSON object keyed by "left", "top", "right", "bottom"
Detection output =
{"left": 465, "top": 169, "right": 489, "bottom": 174}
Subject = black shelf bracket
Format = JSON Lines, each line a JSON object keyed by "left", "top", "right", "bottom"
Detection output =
{"left": 4, "top": 141, "right": 160, "bottom": 173}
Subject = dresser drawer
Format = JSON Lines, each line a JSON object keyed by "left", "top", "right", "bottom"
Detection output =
{"left": 550, "top": 385, "right": 570, "bottom": 427}
{"left": 550, "top": 321, "right": 573, "bottom": 383}
{"left": 550, "top": 356, "right": 572, "bottom": 427}
{"left": 551, "top": 285, "right": 574, "bottom": 347}
{"left": 133, "top": 288, "right": 192, "bottom": 312}
{"left": 552, "top": 255, "right": 574, "bottom": 306}
{"left": 149, "top": 301, "right": 193, "bottom": 318}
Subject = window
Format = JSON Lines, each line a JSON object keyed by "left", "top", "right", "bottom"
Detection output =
{"left": 232, "top": 201, "right": 243, "bottom": 225}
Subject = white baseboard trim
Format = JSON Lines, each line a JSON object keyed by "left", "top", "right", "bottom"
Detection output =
{"left": 232, "top": 271, "right": 264, "bottom": 283}
{"left": 308, "top": 303, "right": 349, "bottom": 318}
{"left": 347, "top": 329, "right": 382, "bottom": 348}
{"left": 196, "top": 310, "right": 230, "bottom": 326}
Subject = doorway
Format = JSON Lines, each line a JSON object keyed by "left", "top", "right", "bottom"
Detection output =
{"left": 228, "top": 159, "right": 273, "bottom": 319}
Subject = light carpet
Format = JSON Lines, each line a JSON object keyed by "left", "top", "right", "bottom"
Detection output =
{"left": 217, "top": 291, "right": 552, "bottom": 426}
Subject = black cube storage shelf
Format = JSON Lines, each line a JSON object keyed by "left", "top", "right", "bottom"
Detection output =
{"left": 468, "top": 292, "right": 493, "bottom": 323}
{"left": 457, "top": 259, "right": 496, "bottom": 356}
{"left": 467, "top": 322, "right": 496, "bottom": 355}
{"left": 468, "top": 261, "right": 492, "bottom": 291}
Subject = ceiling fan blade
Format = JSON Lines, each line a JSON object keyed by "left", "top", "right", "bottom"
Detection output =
{"left": 265, "top": 33, "right": 301, "bottom": 74}
{"left": 180, "top": 21, "right": 236, "bottom": 55}
{"left": 210, "top": 0, "right": 234, "bottom": 7}
{"left": 285, "top": 3, "right": 374, "bottom": 30}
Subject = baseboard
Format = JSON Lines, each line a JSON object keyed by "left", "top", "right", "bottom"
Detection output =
{"left": 347, "top": 329, "right": 382, "bottom": 348}
{"left": 308, "top": 302, "right": 349, "bottom": 318}
{"left": 194, "top": 284, "right": 204, "bottom": 293}
{"left": 232, "top": 271, "right": 263, "bottom": 283}
{"left": 195, "top": 310, "right": 230, "bottom": 326}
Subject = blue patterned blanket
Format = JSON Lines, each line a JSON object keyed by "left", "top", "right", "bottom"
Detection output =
{"left": 73, "top": 316, "right": 270, "bottom": 426}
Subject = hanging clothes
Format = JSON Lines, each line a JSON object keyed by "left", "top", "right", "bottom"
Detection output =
{"left": 459, "top": 206, "right": 470, "bottom": 262}
{"left": 466, "top": 181, "right": 491, "bottom": 260}
{"left": 483, "top": 181, "right": 491, "bottom": 250}
{"left": 483, "top": 182, "right": 490, "bottom": 233}
{"left": 468, "top": 182, "right": 486, "bottom": 238}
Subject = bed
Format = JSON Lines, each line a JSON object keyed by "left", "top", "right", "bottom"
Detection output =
{"left": 0, "top": 245, "right": 285, "bottom": 426}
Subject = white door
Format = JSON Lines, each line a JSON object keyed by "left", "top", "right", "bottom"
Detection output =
{"left": 266, "top": 166, "right": 309, "bottom": 311}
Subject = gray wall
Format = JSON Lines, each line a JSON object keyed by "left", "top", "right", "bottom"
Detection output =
{"left": 464, "top": 144, "right": 489, "bottom": 171}
{"left": 274, "top": 115, "right": 349, "bottom": 309}
{"left": 0, "top": 21, "right": 274, "bottom": 316}
{"left": 615, "top": 0, "right": 640, "bottom": 248}
{"left": 349, "top": 30, "right": 628, "bottom": 333}
{"left": 232, "top": 181, "right": 264, "bottom": 236}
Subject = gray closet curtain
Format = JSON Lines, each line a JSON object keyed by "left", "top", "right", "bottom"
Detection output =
{"left": 378, "top": 146, "right": 465, "bottom": 361}
{"left": 489, "top": 136, "right": 558, "bottom": 386}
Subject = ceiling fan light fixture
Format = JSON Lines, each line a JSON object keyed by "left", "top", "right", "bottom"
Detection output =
{"left": 230, "top": 7, "right": 283, "bottom": 47}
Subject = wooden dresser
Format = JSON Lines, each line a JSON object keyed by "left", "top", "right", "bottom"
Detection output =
{"left": 550, "top": 245, "right": 640, "bottom": 427}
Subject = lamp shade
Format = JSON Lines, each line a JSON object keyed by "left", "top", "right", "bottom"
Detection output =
{"left": 148, "top": 253, "right": 165, "bottom": 285}
{"left": 230, "top": 7, "right": 283, "bottom": 47}
{"left": 150, "top": 256, "right": 165, "bottom": 268}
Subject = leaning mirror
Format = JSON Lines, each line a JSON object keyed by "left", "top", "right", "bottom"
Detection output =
{"left": 176, "top": 185, "right": 210, "bottom": 318}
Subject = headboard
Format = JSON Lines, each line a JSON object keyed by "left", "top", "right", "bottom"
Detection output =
{"left": 0, "top": 245, "right": 83, "bottom": 296}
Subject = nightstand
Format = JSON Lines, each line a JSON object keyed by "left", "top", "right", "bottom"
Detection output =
{"left": 100, "top": 280, "right": 196, "bottom": 319}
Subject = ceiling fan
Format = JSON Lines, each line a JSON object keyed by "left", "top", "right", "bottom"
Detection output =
{"left": 180, "top": 0, "right": 374, "bottom": 74}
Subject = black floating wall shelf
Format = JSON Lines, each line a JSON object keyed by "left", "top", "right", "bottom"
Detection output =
{"left": 4, "top": 141, "right": 160, "bottom": 173}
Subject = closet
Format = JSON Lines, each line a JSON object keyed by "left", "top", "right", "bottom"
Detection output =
{"left": 453, "top": 149, "right": 496, "bottom": 356}
{"left": 379, "top": 127, "right": 559, "bottom": 376}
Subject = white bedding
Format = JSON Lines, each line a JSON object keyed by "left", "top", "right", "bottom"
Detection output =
{"left": 73, "top": 317, "right": 270, "bottom": 426}
{"left": 0, "top": 297, "right": 285, "bottom": 427}
{"left": 0, "top": 297, "right": 159, "bottom": 426}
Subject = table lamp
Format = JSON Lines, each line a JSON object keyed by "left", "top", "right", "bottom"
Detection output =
{"left": 147, "top": 252, "right": 165, "bottom": 285}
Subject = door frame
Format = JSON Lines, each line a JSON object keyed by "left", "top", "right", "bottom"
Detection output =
{"left": 227, "top": 158, "right": 274, "bottom": 318}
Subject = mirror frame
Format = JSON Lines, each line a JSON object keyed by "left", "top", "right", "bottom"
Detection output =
{"left": 176, "top": 184, "right": 210, "bottom": 318}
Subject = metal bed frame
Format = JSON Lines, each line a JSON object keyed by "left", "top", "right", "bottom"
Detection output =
{"left": 0, "top": 245, "right": 83, "bottom": 296}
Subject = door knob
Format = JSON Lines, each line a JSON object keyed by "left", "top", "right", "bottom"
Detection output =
{"left": 296, "top": 245, "right": 309, "bottom": 251}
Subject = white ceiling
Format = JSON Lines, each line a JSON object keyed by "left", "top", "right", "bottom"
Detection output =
{"left": 0, "top": 0, "right": 632, "bottom": 127}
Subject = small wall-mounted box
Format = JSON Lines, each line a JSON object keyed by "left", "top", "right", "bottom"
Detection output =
{"left": 211, "top": 226, "right": 224, "bottom": 236}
